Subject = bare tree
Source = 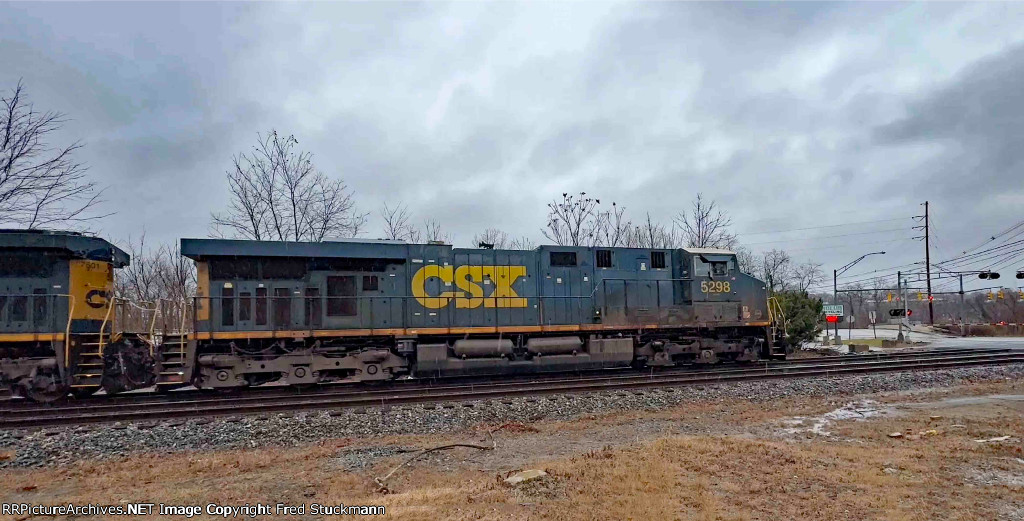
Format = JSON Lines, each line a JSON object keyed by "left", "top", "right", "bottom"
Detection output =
{"left": 631, "top": 213, "right": 681, "bottom": 249}
{"left": 595, "top": 202, "right": 633, "bottom": 247}
{"left": 734, "top": 246, "right": 757, "bottom": 274}
{"left": 379, "top": 202, "right": 420, "bottom": 242}
{"left": 210, "top": 130, "right": 366, "bottom": 241}
{"left": 116, "top": 235, "right": 197, "bottom": 303}
{"left": 674, "top": 193, "right": 736, "bottom": 249}
{"left": 509, "top": 236, "right": 536, "bottom": 250}
{"left": 755, "top": 249, "right": 792, "bottom": 294}
{"left": 422, "top": 218, "right": 451, "bottom": 244}
{"left": 791, "top": 261, "right": 825, "bottom": 293}
{"left": 0, "top": 80, "right": 104, "bottom": 228}
{"left": 543, "top": 192, "right": 606, "bottom": 246}
{"left": 472, "top": 228, "right": 509, "bottom": 249}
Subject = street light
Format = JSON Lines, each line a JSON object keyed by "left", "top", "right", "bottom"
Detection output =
{"left": 833, "top": 251, "right": 886, "bottom": 344}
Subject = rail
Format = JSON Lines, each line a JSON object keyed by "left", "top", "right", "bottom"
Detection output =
{"left": 3, "top": 348, "right": 1022, "bottom": 429}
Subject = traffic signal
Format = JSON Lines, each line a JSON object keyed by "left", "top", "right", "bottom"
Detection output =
{"left": 1017, "top": 271, "right": 1023, "bottom": 279}
{"left": 917, "top": 292, "right": 923, "bottom": 301}
{"left": 888, "top": 309, "right": 912, "bottom": 317}
{"left": 928, "top": 294, "right": 934, "bottom": 302}
{"left": 988, "top": 292, "right": 994, "bottom": 301}
{"left": 907, "top": 309, "right": 913, "bottom": 317}
{"left": 979, "top": 271, "right": 1000, "bottom": 279}
{"left": 998, "top": 291, "right": 1005, "bottom": 300}
{"left": 887, "top": 292, "right": 893, "bottom": 302}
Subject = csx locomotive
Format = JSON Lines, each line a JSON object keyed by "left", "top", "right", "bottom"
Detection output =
{"left": 1, "top": 230, "right": 785, "bottom": 401}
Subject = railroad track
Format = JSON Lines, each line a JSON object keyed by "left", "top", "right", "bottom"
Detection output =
{"left": 2, "top": 348, "right": 1021, "bottom": 430}
{"left": 0, "top": 347, "right": 1006, "bottom": 412}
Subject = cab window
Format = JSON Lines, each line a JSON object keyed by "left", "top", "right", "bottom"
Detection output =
{"left": 694, "top": 257, "right": 732, "bottom": 277}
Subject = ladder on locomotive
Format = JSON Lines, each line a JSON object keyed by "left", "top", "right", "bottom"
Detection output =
{"left": 767, "top": 297, "right": 788, "bottom": 358}
{"left": 68, "top": 300, "right": 117, "bottom": 392}
{"left": 155, "top": 299, "right": 192, "bottom": 389}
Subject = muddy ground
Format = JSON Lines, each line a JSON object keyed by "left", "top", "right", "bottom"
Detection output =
{"left": 2, "top": 379, "right": 1022, "bottom": 520}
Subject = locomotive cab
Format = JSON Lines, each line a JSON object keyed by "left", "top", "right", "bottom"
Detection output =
{"left": 0, "top": 230, "right": 149, "bottom": 401}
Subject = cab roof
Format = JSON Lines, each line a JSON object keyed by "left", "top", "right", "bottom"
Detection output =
{"left": 0, "top": 229, "right": 129, "bottom": 267}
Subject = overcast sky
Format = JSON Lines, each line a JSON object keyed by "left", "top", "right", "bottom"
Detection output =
{"left": 2, "top": 2, "right": 1023, "bottom": 293}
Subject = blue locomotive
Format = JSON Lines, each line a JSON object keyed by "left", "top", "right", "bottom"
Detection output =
{"left": 162, "top": 238, "right": 780, "bottom": 390}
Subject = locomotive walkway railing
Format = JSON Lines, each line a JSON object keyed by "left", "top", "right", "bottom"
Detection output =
{"left": 186, "top": 285, "right": 760, "bottom": 338}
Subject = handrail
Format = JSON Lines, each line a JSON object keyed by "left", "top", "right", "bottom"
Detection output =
{"left": 64, "top": 295, "right": 75, "bottom": 369}
{"left": 98, "top": 296, "right": 116, "bottom": 356}
{"left": 179, "top": 298, "right": 187, "bottom": 360}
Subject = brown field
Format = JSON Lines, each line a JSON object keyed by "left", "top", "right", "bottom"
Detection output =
{"left": 2, "top": 380, "right": 1022, "bottom": 521}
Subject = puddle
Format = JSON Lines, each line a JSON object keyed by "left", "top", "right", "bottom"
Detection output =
{"left": 782, "top": 400, "right": 892, "bottom": 436}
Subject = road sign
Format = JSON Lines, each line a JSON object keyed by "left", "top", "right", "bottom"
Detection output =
{"left": 823, "top": 304, "right": 844, "bottom": 317}
{"left": 868, "top": 311, "right": 876, "bottom": 324}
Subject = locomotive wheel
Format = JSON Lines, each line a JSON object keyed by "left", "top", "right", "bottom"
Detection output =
{"left": 22, "top": 371, "right": 69, "bottom": 403}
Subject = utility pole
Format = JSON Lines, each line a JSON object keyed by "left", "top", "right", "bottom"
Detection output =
{"left": 897, "top": 270, "right": 904, "bottom": 342}
{"left": 959, "top": 273, "right": 966, "bottom": 336}
{"left": 833, "top": 268, "right": 839, "bottom": 343}
{"left": 912, "top": 202, "right": 934, "bottom": 324}
{"left": 903, "top": 272, "right": 910, "bottom": 342}
{"left": 924, "top": 201, "right": 933, "bottom": 324}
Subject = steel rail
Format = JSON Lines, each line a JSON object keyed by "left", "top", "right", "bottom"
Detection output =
{"left": 0, "top": 347, "right": 1007, "bottom": 413}
{"left": 3, "top": 350, "right": 1021, "bottom": 430}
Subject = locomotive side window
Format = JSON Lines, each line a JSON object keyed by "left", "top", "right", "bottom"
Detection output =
{"left": 596, "top": 250, "right": 612, "bottom": 268}
{"left": 255, "top": 287, "right": 267, "bottom": 326}
{"left": 327, "top": 276, "right": 357, "bottom": 316}
{"left": 711, "top": 261, "right": 728, "bottom": 277}
{"left": 550, "top": 252, "right": 577, "bottom": 267}
{"left": 239, "top": 291, "right": 252, "bottom": 322}
{"left": 693, "top": 257, "right": 731, "bottom": 277}
{"left": 363, "top": 275, "right": 379, "bottom": 291}
{"left": 650, "top": 251, "right": 666, "bottom": 269}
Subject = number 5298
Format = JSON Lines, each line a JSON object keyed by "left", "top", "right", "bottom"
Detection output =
{"left": 700, "top": 281, "right": 731, "bottom": 293}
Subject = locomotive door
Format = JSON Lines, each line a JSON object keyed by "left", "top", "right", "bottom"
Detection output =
{"left": 542, "top": 250, "right": 590, "bottom": 327}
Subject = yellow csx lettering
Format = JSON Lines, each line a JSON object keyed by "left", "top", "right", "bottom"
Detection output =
{"left": 412, "top": 265, "right": 528, "bottom": 309}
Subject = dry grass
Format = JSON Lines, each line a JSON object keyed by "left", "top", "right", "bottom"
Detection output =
{"left": 2, "top": 380, "right": 1022, "bottom": 520}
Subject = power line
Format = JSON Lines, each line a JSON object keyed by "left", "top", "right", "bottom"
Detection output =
{"left": 741, "top": 227, "right": 908, "bottom": 246}
{"left": 734, "top": 217, "right": 911, "bottom": 237}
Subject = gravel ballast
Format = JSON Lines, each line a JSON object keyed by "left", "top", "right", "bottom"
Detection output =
{"left": 2, "top": 363, "right": 1023, "bottom": 468}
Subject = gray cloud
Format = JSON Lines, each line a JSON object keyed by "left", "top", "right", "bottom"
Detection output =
{"left": 2, "top": 1, "right": 1023, "bottom": 291}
